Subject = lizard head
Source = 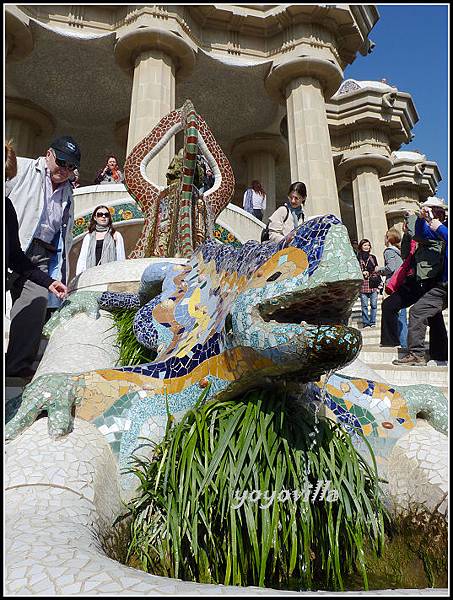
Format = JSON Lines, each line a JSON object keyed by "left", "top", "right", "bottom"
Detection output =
{"left": 145, "top": 215, "right": 362, "bottom": 384}
{"left": 227, "top": 215, "right": 363, "bottom": 382}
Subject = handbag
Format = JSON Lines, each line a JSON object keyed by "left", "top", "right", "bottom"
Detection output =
{"left": 261, "top": 206, "right": 290, "bottom": 242}
{"left": 360, "top": 255, "right": 381, "bottom": 289}
{"left": 369, "top": 272, "right": 383, "bottom": 289}
{"left": 385, "top": 240, "right": 417, "bottom": 295}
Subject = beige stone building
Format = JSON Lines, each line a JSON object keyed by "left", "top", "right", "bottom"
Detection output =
{"left": 5, "top": 4, "right": 442, "bottom": 263}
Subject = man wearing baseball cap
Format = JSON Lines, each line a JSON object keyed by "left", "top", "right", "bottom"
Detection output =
{"left": 6, "top": 136, "right": 81, "bottom": 380}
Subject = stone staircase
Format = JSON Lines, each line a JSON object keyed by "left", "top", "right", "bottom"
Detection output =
{"left": 349, "top": 296, "right": 448, "bottom": 396}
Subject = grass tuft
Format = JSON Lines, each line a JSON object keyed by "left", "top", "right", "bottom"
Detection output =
{"left": 109, "top": 308, "right": 156, "bottom": 366}
{"left": 121, "top": 388, "right": 387, "bottom": 591}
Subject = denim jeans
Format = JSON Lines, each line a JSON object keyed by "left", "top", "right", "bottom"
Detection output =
{"left": 253, "top": 208, "right": 263, "bottom": 221}
{"left": 360, "top": 291, "right": 377, "bottom": 326}
{"left": 397, "top": 308, "right": 408, "bottom": 348}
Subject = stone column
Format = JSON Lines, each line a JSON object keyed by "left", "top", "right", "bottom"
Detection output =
{"left": 351, "top": 166, "right": 389, "bottom": 256}
{"left": 5, "top": 97, "right": 55, "bottom": 158}
{"left": 232, "top": 134, "right": 287, "bottom": 220}
{"left": 245, "top": 152, "right": 275, "bottom": 220}
{"left": 115, "top": 28, "right": 195, "bottom": 187}
{"left": 336, "top": 154, "right": 393, "bottom": 256}
{"left": 384, "top": 187, "right": 421, "bottom": 235}
{"left": 266, "top": 57, "right": 343, "bottom": 219}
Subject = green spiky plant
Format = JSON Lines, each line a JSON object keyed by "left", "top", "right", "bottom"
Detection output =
{"left": 109, "top": 309, "right": 156, "bottom": 366}
{"left": 121, "top": 387, "right": 387, "bottom": 591}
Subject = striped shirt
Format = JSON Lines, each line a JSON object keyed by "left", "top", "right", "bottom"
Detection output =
{"left": 34, "top": 169, "right": 69, "bottom": 243}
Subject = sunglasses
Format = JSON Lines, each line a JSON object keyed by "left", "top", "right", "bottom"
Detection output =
{"left": 96, "top": 211, "right": 110, "bottom": 218}
{"left": 54, "top": 156, "right": 76, "bottom": 171}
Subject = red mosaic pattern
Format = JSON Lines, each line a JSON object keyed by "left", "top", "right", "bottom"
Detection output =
{"left": 124, "top": 100, "right": 235, "bottom": 259}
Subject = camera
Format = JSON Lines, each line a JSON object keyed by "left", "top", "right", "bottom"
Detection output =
{"left": 425, "top": 208, "right": 434, "bottom": 222}
{"left": 106, "top": 168, "right": 112, "bottom": 176}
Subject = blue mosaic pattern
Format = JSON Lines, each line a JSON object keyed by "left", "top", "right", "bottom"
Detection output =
{"left": 99, "top": 292, "right": 141, "bottom": 311}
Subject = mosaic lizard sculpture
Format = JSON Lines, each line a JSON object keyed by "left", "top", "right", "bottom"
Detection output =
{"left": 124, "top": 99, "right": 234, "bottom": 258}
{"left": 6, "top": 215, "right": 447, "bottom": 488}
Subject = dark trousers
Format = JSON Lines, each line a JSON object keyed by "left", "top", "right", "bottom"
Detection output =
{"left": 6, "top": 241, "right": 51, "bottom": 376}
{"left": 408, "top": 284, "right": 448, "bottom": 359}
{"left": 253, "top": 209, "right": 263, "bottom": 221}
{"left": 381, "top": 279, "right": 424, "bottom": 347}
{"left": 381, "top": 278, "right": 447, "bottom": 355}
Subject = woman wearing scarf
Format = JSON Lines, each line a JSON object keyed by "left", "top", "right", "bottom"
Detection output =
{"left": 267, "top": 181, "right": 307, "bottom": 243}
{"left": 76, "top": 205, "right": 126, "bottom": 275}
{"left": 94, "top": 155, "right": 124, "bottom": 185}
{"left": 357, "top": 238, "right": 381, "bottom": 328}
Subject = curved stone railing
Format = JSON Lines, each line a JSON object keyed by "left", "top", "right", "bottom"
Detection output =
{"left": 73, "top": 186, "right": 265, "bottom": 244}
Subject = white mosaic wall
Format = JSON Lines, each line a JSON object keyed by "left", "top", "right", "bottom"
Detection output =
{"left": 5, "top": 260, "right": 447, "bottom": 594}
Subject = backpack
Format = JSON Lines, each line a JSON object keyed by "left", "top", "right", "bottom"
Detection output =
{"left": 261, "top": 205, "right": 290, "bottom": 242}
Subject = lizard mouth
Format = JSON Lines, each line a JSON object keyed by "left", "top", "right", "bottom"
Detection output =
{"left": 251, "top": 280, "right": 363, "bottom": 380}
{"left": 258, "top": 280, "right": 360, "bottom": 327}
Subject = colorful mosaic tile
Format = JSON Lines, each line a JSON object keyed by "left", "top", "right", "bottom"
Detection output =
{"left": 73, "top": 203, "right": 241, "bottom": 248}
{"left": 6, "top": 213, "right": 448, "bottom": 489}
{"left": 5, "top": 102, "right": 448, "bottom": 493}
{"left": 72, "top": 203, "right": 143, "bottom": 237}
{"left": 123, "top": 100, "right": 235, "bottom": 258}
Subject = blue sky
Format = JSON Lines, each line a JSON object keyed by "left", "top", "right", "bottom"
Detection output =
{"left": 344, "top": 4, "right": 449, "bottom": 201}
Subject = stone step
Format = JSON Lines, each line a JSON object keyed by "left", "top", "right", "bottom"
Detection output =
{"left": 365, "top": 362, "right": 448, "bottom": 388}
{"left": 350, "top": 313, "right": 449, "bottom": 327}
{"left": 358, "top": 344, "right": 429, "bottom": 363}
{"left": 357, "top": 330, "right": 410, "bottom": 345}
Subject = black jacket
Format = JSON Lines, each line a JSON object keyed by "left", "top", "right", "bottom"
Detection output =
{"left": 6, "top": 196, "right": 54, "bottom": 289}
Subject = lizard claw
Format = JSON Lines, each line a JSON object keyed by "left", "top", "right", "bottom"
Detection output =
{"left": 43, "top": 291, "right": 101, "bottom": 338}
{"left": 5, "top": 373, "right": 81, "bottom": 441}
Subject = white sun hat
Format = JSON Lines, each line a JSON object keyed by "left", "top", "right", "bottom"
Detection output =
{"left": 420, "top": 197, "right": 448, "bottom": 210}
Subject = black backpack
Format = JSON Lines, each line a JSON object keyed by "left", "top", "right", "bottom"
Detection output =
{"left": 261, "top": 205, "right": 290, "bottom": 242}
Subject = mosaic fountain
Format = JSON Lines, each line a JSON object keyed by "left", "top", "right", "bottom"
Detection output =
{"left": 5, "top": 102, "right": 448, "bottom": 595}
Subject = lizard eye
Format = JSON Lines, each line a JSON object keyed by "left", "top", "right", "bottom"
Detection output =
{"left": 267, "top": 271, "right": 282, "bottom": 282}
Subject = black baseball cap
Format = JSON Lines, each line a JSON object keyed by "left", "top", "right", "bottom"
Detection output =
{"left": 50, "top": 136, "right": 81, "bottom": 168}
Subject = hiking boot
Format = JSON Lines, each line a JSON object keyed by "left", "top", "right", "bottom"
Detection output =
{"left": 392, "top": 353, "right": 427, "bottom": 366}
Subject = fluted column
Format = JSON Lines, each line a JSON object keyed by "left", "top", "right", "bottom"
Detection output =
{"left": 336, "top": 154, "right": 393, "bottom": 256}
{"left": 352, "top": 166, "right": 389, "bottom": 256}
{"left": 245, "top": 152, "right": 275, "bottom": 220}
{"left": 6, "top": 118, "right": 36, "bottom": 157}
{"left": 380, "top": 151, "right": 441, "bottom": 235}
{"left": 232, "top": 134, "right": 286, "bottom": 220}
{"left": 127, "top": 49, "right": 175, "bottom": 183}
{"left": 266, "top": 57, "right": 343, "bottom": 219}
{"left": 115, "top": 28, "right": 195, "bottom": 186}
{"left": 6, "top": 97, "right": 55, "bottom": 158}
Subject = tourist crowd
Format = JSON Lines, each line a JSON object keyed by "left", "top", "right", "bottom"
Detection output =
{"left": 5, "top": 137, "right": 448, "bottom": 382}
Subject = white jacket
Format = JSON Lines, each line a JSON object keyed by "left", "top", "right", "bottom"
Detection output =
{"left": 268, "top": 205, "right": 304, "bottom": 243}
{"left": 76, "top": 231, "right": 126, "bottom": 275}
{"left": 6, "top": 156, "right": 74, "bottom": 291}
